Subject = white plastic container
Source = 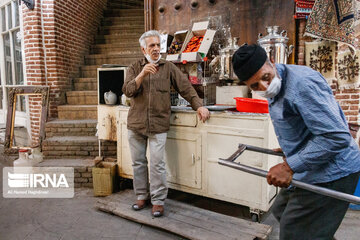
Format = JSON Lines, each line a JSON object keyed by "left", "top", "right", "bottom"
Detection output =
{"left": 13, "top": 149, "right": 37, "bottom": 168}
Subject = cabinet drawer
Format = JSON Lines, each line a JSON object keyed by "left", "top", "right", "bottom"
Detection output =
{"left": 170, "top": 113, "right": 197, "bottom": 127}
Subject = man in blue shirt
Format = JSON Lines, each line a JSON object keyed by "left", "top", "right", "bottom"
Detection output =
{"left": 232, "top": 44, "right": 360, "bottom": 240}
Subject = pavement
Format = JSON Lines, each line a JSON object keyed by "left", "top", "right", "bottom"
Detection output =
{"left": 0, "top": 149, "right": 359, "bottom": 240}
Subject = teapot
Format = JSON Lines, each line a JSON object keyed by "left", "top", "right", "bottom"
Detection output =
{"left": 104, "top": 90, "right": 117, "bottom": 105}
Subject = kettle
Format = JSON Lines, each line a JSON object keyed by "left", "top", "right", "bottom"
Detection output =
{"left": 104, "top": 90, "right": 117, "bottom": 105}
{"left": 257, "top": 26, "right": 294, "bottom": 64}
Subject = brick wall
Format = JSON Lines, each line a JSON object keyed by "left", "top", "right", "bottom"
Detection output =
{"left": 22, "top": 0, "right": 107, "bottom": 145}
{"left": 297, "top": 19, "right": 360, "bottom": 126}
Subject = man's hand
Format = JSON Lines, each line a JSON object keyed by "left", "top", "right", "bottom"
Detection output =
{"left": 135, "top": 63, "right": 158, "bottom": 89}
{"left": 267, "top": 161, "right": 294, "bottom": 188}
{"left": 140, "top": 63, "right": 158, "bottom": 77}
{"left": 273, "top": 147, "right": 286, "bottom": 161}
{"left": 272, "top": 148, "right": 283, "bottom": 153}
{"left": 197, "top": 107, "right": 210, "bottom": 123}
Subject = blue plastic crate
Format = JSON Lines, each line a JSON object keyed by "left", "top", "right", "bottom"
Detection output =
{"left": 349, "top": 178, "right": 360, "bottom": 210}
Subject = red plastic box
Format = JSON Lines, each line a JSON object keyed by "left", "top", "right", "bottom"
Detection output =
{"left": 234, "top": 97, "right": 269, "bottom": 113}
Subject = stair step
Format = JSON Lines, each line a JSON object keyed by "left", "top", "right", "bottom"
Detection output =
{"left": 80, "top": 66, "right": 100, "bottom": 78}
{"left": 90, "top": 43, "right": 140, "bottom": 54}
{"left": 107, "top": 2, "right": 143, "bottom": 9}
{"left": 83, "top": 54, "right": 144, "bottom": 65}
{"left": 95, "top": 33, "right": 142, "bottom": 44}
{"left": 98, "top": 26, "right": 144, "bottom": 35}
{"left": 37, "top": 158, "right": 96, "bottom": 167}
{"left": 84, "top": 53, "right": 143, "bottom": 65}
{"left": 37, "top": 158, "right": 96, "bottom": 188}
{"left": 101, "top": 19, "right": 144, "bottom": 27}
{"left": 102, "top": 16, "right": 144, "bottom": 23}
{"left": 99, "top": 29, "right": 144, "bottom": 36}
{"left": 42, "top": 136, "right": 117, "bottom": 159}
{"left": 90, "top": 46, "right": 142, "bottom": 54}
{"left": 104, "top": 9, "right": 143, "bottom": 17}
{"left": 66, "top": 91, "right": 98, "bottom": 105}
{"left": 74, "top": 78, "right": 97, "bottom": 91}
{"left": 45, "top": 119, "right": 97, "bottom": 137}
{"left": 90, "top": 47, "right": 140, "bottom": 54}
{"left": 80, "top": 64, "right": 131, "bottom": 78}
{"left": 58, "top": 105, "right": 97, "bottom": 120}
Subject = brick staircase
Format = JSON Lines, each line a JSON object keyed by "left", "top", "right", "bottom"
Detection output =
{"left": 39, "top": 0, "right": 144, "bottom": 187}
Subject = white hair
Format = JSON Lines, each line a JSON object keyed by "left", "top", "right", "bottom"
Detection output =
{"left": 139, "top": 30, "right": 161, "bottom": 49}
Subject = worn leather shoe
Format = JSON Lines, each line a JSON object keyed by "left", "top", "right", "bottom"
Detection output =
{"left": 151, "top": 205, "right": 164, "bottom": 217}
{"left": 132, "top": 200, "right": 148, "bottom": 211}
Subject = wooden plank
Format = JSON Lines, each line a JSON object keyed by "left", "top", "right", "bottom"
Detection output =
{"left": 95, "top": 190, "right": 272, "bottom": 240}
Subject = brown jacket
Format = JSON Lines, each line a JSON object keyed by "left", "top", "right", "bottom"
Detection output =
{"left": 122, "top": 57, "right": 203, "bottom": 135}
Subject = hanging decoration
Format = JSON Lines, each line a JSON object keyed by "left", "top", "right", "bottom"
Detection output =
{"left": 337, "top": 50, "right": 360, "bottom": 89}
{"left": 294, "top": 0, "right": 315, "bottom": 19}
{"left": 304, "top": 0, "right": 360, "bottom": 52}
{"left": 305, "top": 40, "right": 336, "bottom": 84}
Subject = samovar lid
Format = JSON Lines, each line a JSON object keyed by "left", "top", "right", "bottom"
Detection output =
{"left": 257, "top": 26, "right": 289, "bottom": 45}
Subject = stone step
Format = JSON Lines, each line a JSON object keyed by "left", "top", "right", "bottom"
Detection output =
{"left": 36, "top": 158, "right": 96, "bottom": 188}
{"left": 84, "top": 53, "right": 143, "bottom": 65}
{"left": 107, "top": 2, "right": 143, "bottom": 9}
{"left": 58, "top": 105, "right": 97, "bottom": 120}
{"left": 90, "top": 43, "right": 140, "bottom": 54}
{"left": 80, "top": 66, "right": 101, "bottom": 78}
{"left": 90, "top": 46, "right": 142, "bottom": 54}
{"left": 66, "top": 91, "right": 98, "bottom": 105}
{"left": 101, "top": 18, "right": 144, "bottom": 27}
{"left": 74, "top": 78, "right": 97, "bottom": 91}
{"left": 98, "top": 26, "right": 144, "bottom": 35}
{"left": 102, "top": 15, "right": 144, "bottom": 23}
{"left": 103, "top": 9, "right": 143, "bottom": 17}
{"left": 45, "top": 119, "right": 97, "bottom": 137}
{"left": 98, "top": 28, "right": 144, "bottom": 36}
{"left": 81, "top": 65, "right": 133, "bottom": 78}
{"left": 42, "top": 136, "right": 117, "bottom": 160}
{"left": 42, "top": 136, "right": 117, "bottom": 159}
{"left": 95, "top": 33, "right": 142, "bottom": 44}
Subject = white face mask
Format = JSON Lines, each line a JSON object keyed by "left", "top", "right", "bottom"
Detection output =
{"left": 145, "top": 53, "right": 161, "bottom": 64}
{"left": 254, "top": 69, "right": 282, "bottom": 99}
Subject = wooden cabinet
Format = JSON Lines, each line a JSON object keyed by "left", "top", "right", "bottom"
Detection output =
{"left": 116, "top": 106, "right": 282, "bottom": 214}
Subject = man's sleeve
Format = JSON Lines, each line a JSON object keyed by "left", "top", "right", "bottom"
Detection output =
{"left": 286, "top": 74, "right": 352, "bottom": 173}
{"left": 170, "top": 63, "right": 203, "bottom": 111}
{"left": 122, "top": 65, "right": 143, "bottom": 97}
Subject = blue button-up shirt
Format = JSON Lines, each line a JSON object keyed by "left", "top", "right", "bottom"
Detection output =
{"left": 268, "top": 64, "right": 360, "bottom": 184}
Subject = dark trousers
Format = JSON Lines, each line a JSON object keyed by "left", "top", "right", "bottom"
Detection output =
{"left": 272, "top": 172, "right": 359, "bottom": 240}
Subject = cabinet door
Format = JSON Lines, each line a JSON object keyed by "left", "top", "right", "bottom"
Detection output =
{"left": 98, "top": 105, "right": 117, "bottom": 141}
{"left": 165, "top": 129, "right": 201, "bottom": 189}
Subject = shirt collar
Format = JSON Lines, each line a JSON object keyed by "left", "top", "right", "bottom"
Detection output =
{"left": 140, "top": 57, "right": 166, "bottom": 66}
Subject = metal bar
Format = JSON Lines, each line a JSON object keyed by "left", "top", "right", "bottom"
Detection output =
{"left": 240, "top": 144, "right": 285, "bottom": 157}
{"left": 218, "top": 159, "right": 360, "bottom": 205}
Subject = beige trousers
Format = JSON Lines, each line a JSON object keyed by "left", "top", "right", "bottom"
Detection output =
{"left": 127, "top": 129, "right": 168, "bottom": 206}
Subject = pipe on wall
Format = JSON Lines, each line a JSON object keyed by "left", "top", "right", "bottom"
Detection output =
{"left": 144, "top": 0, "right": 154, "bottom": 31}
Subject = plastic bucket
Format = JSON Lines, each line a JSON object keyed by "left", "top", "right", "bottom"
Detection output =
{"left": 234, "top": 97, "right": 269, "bottom": 113}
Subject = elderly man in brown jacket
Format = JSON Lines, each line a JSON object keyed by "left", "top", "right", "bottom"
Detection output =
{"left": 122, "top": 30, "right": 210, "bottom": 217}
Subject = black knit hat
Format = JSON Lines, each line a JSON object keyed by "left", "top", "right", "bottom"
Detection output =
{"left": 232, "top": 44, "right": 268, "bottom": 82}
